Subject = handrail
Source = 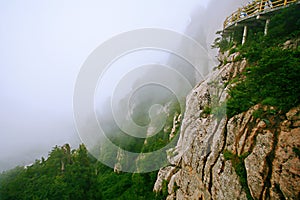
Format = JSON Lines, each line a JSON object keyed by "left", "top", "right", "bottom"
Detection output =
{"left": 223, "top": 0, "right": 298, "bottom": 29}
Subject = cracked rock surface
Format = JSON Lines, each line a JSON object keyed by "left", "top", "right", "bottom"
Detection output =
{"left": 154, "top": 52, "right": 300, "bottom": 200}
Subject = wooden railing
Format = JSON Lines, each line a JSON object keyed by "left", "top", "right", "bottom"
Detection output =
{"left": 224, "top": 0, "right": 298, "bottom": 29}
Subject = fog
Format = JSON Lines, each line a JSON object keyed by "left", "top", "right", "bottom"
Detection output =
{"left": 0, "top": 0, "right": 247, "bottom": 172}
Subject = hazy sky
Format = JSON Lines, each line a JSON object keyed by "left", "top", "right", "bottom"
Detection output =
{"left": 0, "top": 0, "right": 247, "bottom": 171}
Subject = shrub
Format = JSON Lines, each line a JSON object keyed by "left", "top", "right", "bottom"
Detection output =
{"left": 267, "top": 4, "right": 300, "bottom": 43}
{"left": 227, "top": 47, "right": 300, "bottom": 118}
{"left": 225, "top": 5, "right": 300, "bottom": 118}
{"left": 202, "top": 105, "right": 212, "bottom": 115}
{"left": 223, "top": 150, "right": 234, "bottom": 160}
{"left": 212, "top": 102, "right": 227, "bottom": 121}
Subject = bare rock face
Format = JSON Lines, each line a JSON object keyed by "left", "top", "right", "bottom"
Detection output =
{"left": 155, "top": 52, "right": 248, "bottom": 200}
{"left": 211, "top": 157, "right": 247, "bottom": 200}
{"left": 114, "top": 147, "right": 125, "bottom": 173}
{"left": 282, "top": 38, "right": 300, "bottom": 50}
{"left": 154, "top": 50, "right": 300, "bottom": 200}
{"left": 226, "top": 106, "right": 259, "bottom": 156}
{"left": 270, "top": 107, "right": 300, "bottom": 199}
{"left": 244, "top": 130, "right": 274, "bottom": 199}
{"left": 153, "top": 166, "right": 177, "bottom": 192}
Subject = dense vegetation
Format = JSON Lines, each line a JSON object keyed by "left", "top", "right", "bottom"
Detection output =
{"left": 0, "top": 102, "right": 180, "bottom": 200}
{"left": 220, "top": 4, "right": 300, "bottom": 118}
{"left": 0, "top": 144, "right": 168, "bottom": 200}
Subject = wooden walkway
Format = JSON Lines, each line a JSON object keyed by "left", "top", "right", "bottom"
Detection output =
{"left": 223, "top": 0, "right": 299, "bottom": 44}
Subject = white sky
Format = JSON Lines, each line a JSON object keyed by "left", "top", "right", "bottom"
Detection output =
{"left": 0, "top": 0, "right": 245, "bottom": 171}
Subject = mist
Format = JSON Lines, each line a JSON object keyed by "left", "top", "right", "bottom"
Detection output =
{"left": 0, "top": 0, "right": 248, "bottom": 172}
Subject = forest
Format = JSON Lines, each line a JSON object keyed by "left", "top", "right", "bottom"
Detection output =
{"left": 0, "top": 143, "right": 168, "bottom": 200}
{"left": 0, "top": 102, "right": 181, "bottom": 200}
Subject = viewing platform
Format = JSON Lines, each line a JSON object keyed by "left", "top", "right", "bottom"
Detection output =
{"left": 223, "top": 0, "right": 300, "bottom": 44}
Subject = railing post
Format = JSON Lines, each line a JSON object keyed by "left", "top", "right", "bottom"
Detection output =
{"left": 259, "top": 0, "right": 263, "bottom": 11}
{"left": 230, "top": 32, "right": 234, "bottom": 44}
{"left": 264, "top": 19, "right": 270, "bottom": 36}
{"left": 284, "top": 0, "right": 288, "bottom": 5}
{"left": 242, "top": 25, "right": 248, "bottom": 45}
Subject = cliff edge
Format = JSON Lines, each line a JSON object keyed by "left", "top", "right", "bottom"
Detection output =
{"left": 154, "top": 49, "right": 300, "bottom": 199}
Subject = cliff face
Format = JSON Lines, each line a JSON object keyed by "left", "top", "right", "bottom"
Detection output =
{"left": 154, "top": 51, "right": 300, "bottom": 200}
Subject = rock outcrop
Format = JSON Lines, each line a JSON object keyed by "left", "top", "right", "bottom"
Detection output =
{"left": 154, "top": 51, "right": 300, "bottom": 199}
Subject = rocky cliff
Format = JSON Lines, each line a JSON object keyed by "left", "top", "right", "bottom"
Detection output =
{"left": 154, "top": 50, "right": 300, "bottom": 199}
